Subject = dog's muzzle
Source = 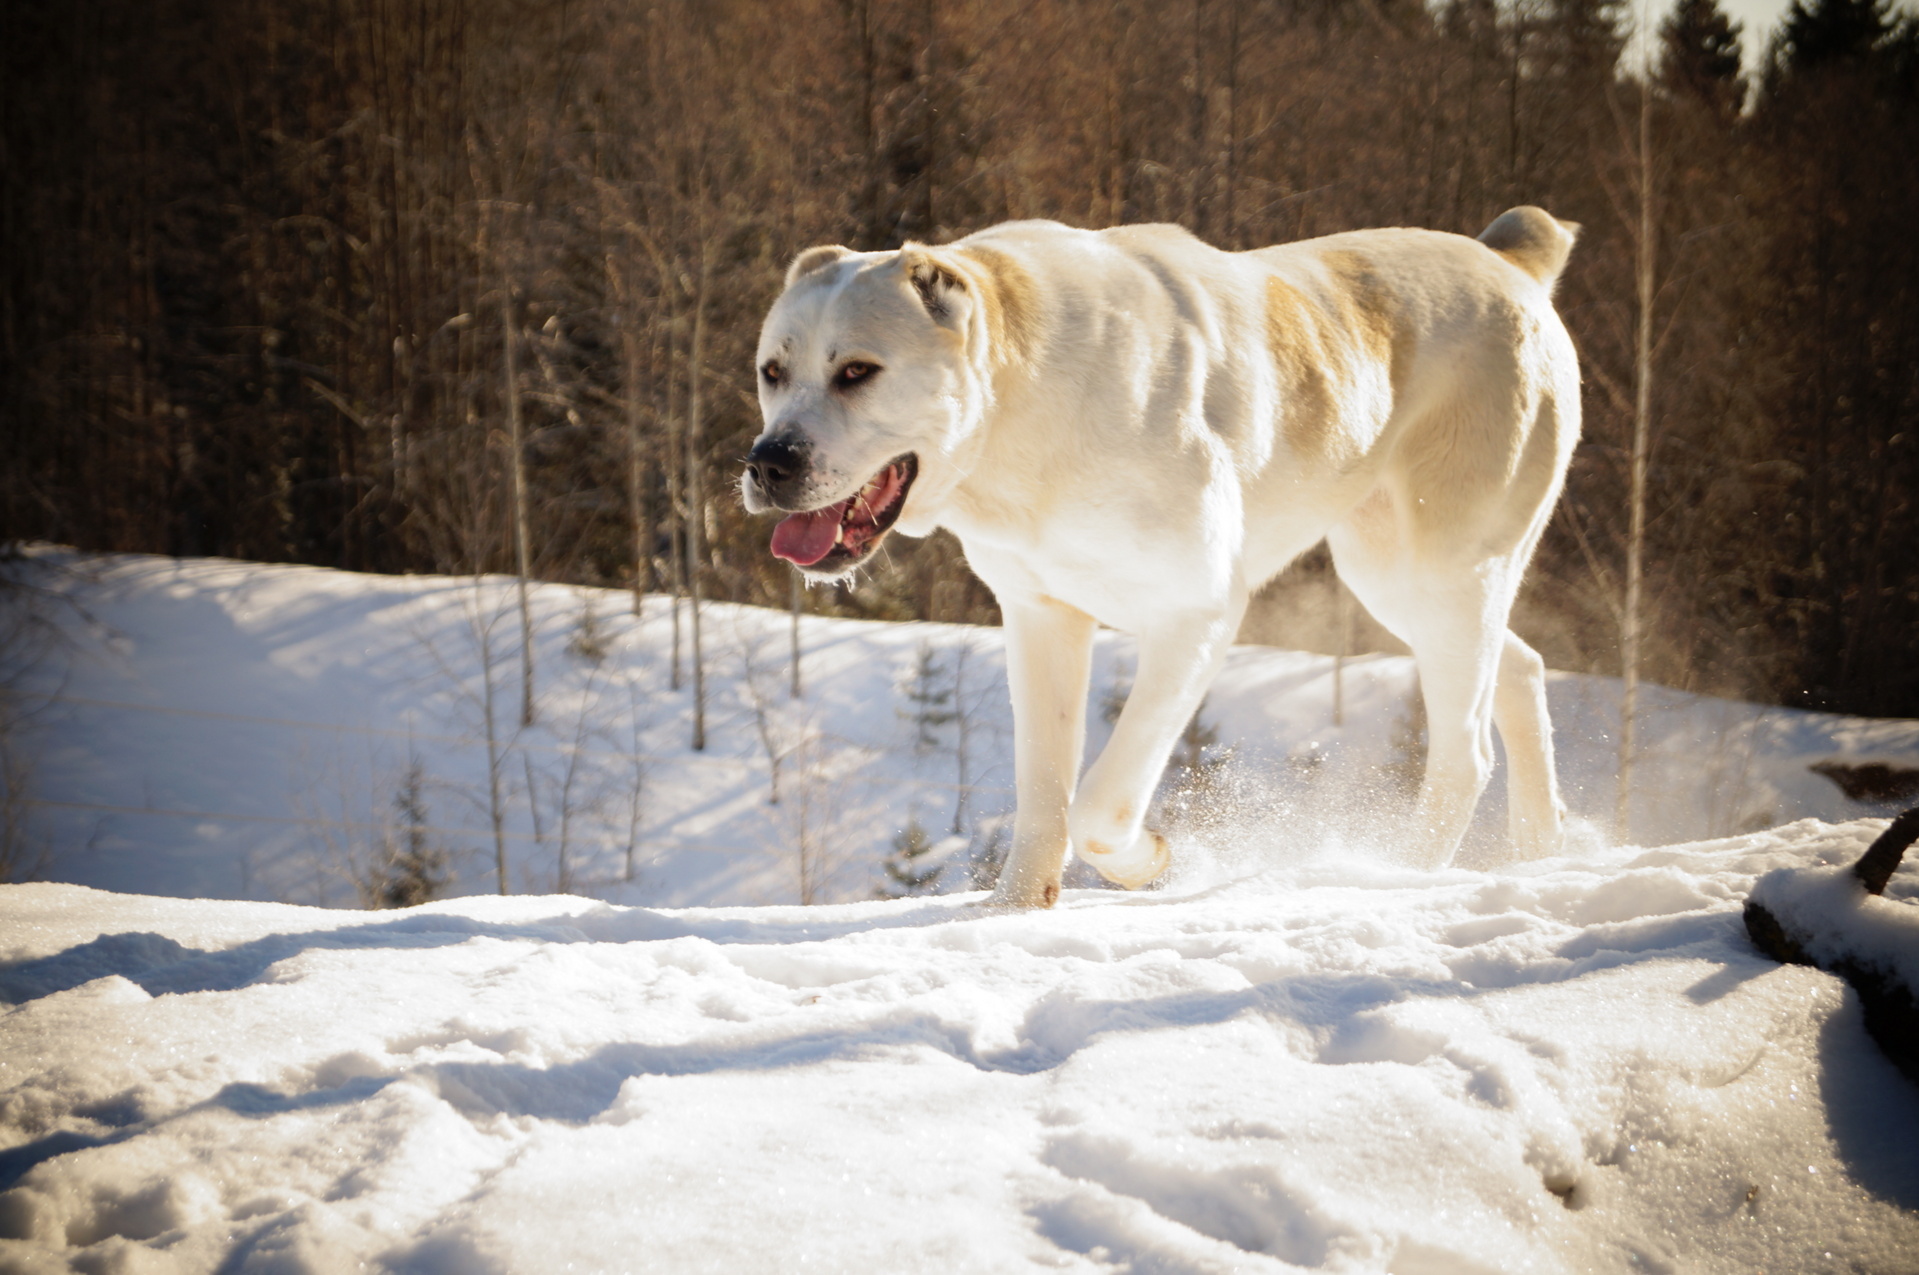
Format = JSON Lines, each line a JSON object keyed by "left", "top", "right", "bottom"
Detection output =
{"left": 750, "top": 452, "right": 919, "bottom": 574}
{"left": 744, "top": 435, "right": 811, "bottom": 511}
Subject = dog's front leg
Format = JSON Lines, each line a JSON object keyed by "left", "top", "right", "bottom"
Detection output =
{"left": 1070, "top": 605, "right": 1244, "bottom": 888}
{"left": 991, "top": 594, "right": 1096, "bottom": 909}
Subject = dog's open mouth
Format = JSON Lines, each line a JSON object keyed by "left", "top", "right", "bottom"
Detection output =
{"left": 769, "top": 454, "right": 918, "bottom": 570}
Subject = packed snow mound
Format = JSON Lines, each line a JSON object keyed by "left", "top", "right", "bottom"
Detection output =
{"left": 10, "top": 549, "right": 1919, "bottom": 909}
{"left": 3, "top": 820, "right": 1918, "bottom": 1273}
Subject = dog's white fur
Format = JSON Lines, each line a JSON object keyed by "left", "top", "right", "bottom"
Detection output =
{"left": 748, "top": 210, "right": 1579, "bottom": 907}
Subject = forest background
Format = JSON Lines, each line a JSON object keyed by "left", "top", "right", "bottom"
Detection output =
{"left": 4, "top": 0, "right": 1916, "bottom": 720}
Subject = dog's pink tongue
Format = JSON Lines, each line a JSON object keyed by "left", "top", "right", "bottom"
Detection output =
{"left": 770, "top": 504, "right": 845, "bottom": 566}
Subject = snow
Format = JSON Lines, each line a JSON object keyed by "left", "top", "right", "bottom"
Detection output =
{"left": 4, "top": 822, "right": 1919, "bottom": 1272}
{"left": 10, "top": 548, "right": 1919, "bottom": 908}
{"left": 4, "top": 549, "right": 1919, "bottom": 1270}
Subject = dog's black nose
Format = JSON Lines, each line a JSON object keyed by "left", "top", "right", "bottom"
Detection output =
{"left": 746, "top": 436, "right": 808, "bottom": 496}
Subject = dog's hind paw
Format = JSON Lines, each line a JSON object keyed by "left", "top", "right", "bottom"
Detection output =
{"left": 1082, "top": 830, "right": 1171, "bottom": 890}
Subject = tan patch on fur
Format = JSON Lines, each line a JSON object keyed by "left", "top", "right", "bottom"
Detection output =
{"left": 1321, "top": 251, "right": 1401, "bottom": 370}
{"left": 1263, "top": 276, "right": 1338, "bottom": 462}
{"left": 1084, "top": 839, "right": 1113, "bottom": 857}
{"left": 1043, "top": 882, "right": 1059, "bottom": 907}
{"left": 1326, "top": 249, "right": 1419, "bottom": 406}
{"left": 1114, "top": 802, "right": 1134, "bottom": 826}
{"left": 1263, "top": 252, "right": 1412, "bottom": 462}
{"left": 953, "top": 243, "right": 1040, "bottom": 366}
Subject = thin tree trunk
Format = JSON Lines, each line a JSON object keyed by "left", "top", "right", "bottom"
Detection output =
{"left": 614, "top": 252, "right": 650, "bottom": 618}
{"left": 522, "top": 749, "right": 545, "bottom": 860}
{"left": 478, "top": 589, "right": 510, "bottom": 895}
{"left": 502, "top": 280, "right": 536, "bottom": 727}
{"left": 1107, "top": 42, "right": 1124, "bottom": 227}
{"left": 790, "top": 569, "right": 804, "bottom": 698}
{"left": 1189, "top": 0, "right": 1205, "bottom": 233}
{"left": 664, "top": 285, "right": 684, "bottom": 691}
{"left": 922, "top": 0, "right": 939, "bottom": 236}
{"left": 623, "top": 685, "right": 646, "bottom": 884}
{"left": 555, "top": 684, "right": 593, "bottom": 895}
{"left": 670, "top": 528, "right": 685, "bottom": 688}
{"left": 951, "top": 640, "right": 970, "bottom": 836}
{"left": 856, "top": 0, "right": 878, "bottom": 243}
{"left": 686, "top": 244, "right": 710, "bottom": 752}
{"left": 1618, "top": 77, "right": 1655, "bottom": 840}
{"left": 1223, "top": 0, "right": 1239, "bottom": 245}
{"left": 1508, "top": 6, "right": 1526, "bottom": 197}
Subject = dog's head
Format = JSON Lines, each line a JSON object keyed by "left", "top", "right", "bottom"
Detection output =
{"left": 743, "top": 242, "right": 993, "bottom": 579}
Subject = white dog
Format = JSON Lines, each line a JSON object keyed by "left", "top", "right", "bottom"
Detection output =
{"left": 743, "top": 210, "right": 1579, "bottom": 908}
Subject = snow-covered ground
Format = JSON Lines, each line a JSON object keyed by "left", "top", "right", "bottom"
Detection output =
{"left": 5, "top": 550, "right": 1919, "bottom": 1271}
{"left": 8, "top": 549, "right": 1919, "bottom": 908}
{"left": 4, "top": 821, "right": 1919, "bottom": 1272}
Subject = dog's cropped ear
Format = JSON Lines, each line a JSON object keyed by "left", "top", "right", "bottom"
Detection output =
{"left": 900, "top": 245, "right": 969, "bottom": 326}
{"left": 785, "top": 245, "right": 855, "bottom": 289}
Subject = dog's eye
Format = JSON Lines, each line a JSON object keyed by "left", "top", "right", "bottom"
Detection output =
{"left": 760, "top": 361, "right": 783, "bottom": 386}
{"left": 835, "top": 361, "right": 878, "bottom": 387}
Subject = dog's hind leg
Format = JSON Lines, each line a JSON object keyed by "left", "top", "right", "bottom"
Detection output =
{"left": 992, "top": 594, "right": 1097, "bottom": 908}
{"left": 1494, "top": 629, "right": 1566, "bottom": 857}
{"left": 1336, "top": 550, "right": 1548, "bottom": 866}
{"left": 1069, "top": 600, "right": 1247, "bottom": 888}
{"left": 1399, "top": 588, "right": 1508, "bottom": 868}
{"left": 1331, "top": 505, "right": 1513, "bottom": 868}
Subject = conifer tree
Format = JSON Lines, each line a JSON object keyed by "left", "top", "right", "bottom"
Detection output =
{"left": 1772, "top": 0, "right": 1892, "bottom": 74}
{"left": 900, "top": 643, "right": 957, "bottom": 754}
{"left": 374, "top": 761, "right": 449, "bottom": 909}
{"left": 1660, "top": 0, "right": 1746, "bottom": 113}
{"left": 878, "top": 815, "right": 943, "bottom": 897}
{"left": 1162, "top": 701, "right": 1233, "bottom": 828}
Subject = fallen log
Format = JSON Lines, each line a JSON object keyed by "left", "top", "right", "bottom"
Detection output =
{"left": 1744, "top": 808, "right": 1919, "bottom": 1085}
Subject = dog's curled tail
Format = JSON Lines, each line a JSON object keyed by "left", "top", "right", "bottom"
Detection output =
{"left": 1478, "top": 206, "right": 1579, "bottom": 287}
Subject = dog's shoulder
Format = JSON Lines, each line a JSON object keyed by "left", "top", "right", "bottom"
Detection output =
{"left": 953, "top": 220, "right": 1217, "bottom": 284}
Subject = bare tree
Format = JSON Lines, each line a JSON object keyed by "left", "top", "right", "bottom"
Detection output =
{"left": 547, "top": 667, "right": 605, "bottom": 894}
{"left": 290, "top": 743, "right": 453, "bottom": 909}
{"left": 685, "top": 241, "right": 711, "bottom": 752}
{"left": 617, "top": 670, "right": 652, "bottom": 884}
{"left": 1617, "top": 60, "right": 1657, "bottom": 840}
{"left": 789, "top": 570, "right": 805, "bottom": 699}
{"left": 606, "top": 243, "right": 656, "bottom": 621}
{"left": 779, "top": 733, "right": 859, "bottom": 905}
{"left": 501, "top": 283, "right": 538, "bottom": 728}
{"left": 413, "top": 575, "right": 523, "bottom": 895}
{"left": 736, "top": 615, "right": 812, "bottom": 805}
{"left": 949, "top": 636, "right": 975, "bottom": 835}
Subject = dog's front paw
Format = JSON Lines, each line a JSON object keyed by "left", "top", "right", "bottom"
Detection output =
{"left": 1079, "top": 829, "right": 1170, "bottom": 890}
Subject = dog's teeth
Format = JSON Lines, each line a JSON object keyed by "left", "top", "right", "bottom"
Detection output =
{"left": 834, "top": 522, "right": 845, "bottom": 546}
